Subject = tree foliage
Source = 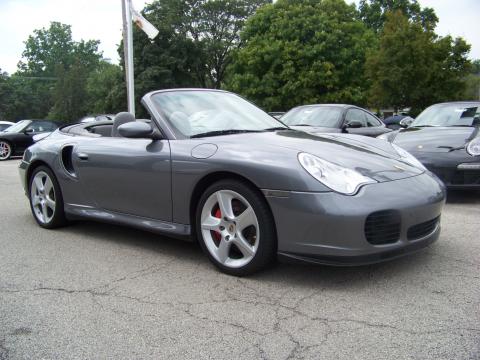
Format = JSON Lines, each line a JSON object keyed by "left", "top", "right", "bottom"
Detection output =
{"left": 1, "top": 22, "right": 104, "bottom": 122}
{"left": 463, "top": 59, "right": 480, "bottom": 101}
{"left": 358, "top": 0, "right": 438, "bottom": 33}
{"left": 0, "top": 2, "right": 476, "bottom": 122}
{"left": 140, "top": 0, "right": 270, "bottom": 88}
{"left": 227, "top": 0, "right": 376, "bottom": 111}
{"left": 365, "top": 11, "right": 471, "bottom": 114}
{"left": 86, "top": 61, "right": 125, "bottom": 114}
{"left": 120, "top": 0, "right": 269, "bottom": 116}
{"left": 19, "top": 22, "right": 101, "bottom": 76}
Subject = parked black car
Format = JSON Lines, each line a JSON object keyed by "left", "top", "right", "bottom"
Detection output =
{"left": 378, "top": 102, "right": 480, "bottom": 188}
{"left": 282, "top": 104, "right": 392, "bottom": 137}
{"left": 0, "top": 120, "right": 60, "bottom": 161}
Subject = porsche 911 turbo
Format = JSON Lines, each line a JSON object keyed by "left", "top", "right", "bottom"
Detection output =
{"left": 19, "top": 89, "right": 445, "bottom": 275}
{"left": 378, "top": 102, "right": 480, "bottom": 189}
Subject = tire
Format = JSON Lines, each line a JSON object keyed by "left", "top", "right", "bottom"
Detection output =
{"left": 28, "top": 165, "right": 67, "bottom": 229}
{"left": 195, "top": 179, "right": 276, "bottom": 276}
{"left": 0, "top": 140, "right": 12, "bottom": 161}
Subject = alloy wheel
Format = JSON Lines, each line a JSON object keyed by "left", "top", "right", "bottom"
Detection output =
{"left": 30, "top": 171, "right": 56, "bottom": 224}
{"left": 200, "top": 190, "right": 259, "bottom": 268}
{"left": 0, "top": 141, "right": 11, "bottom": 160}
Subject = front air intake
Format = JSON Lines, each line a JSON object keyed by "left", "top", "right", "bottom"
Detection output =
{"left": 407, "top": 217, "right": 439, "bottom": 240}
{"left": 365, "top": 210, "right": 401, "bottom": 245}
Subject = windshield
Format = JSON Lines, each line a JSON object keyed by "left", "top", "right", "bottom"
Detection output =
{"left": 4, "top": 120, "right": 30, "bottom": 133}
{"left": 412, "top": 104, "right": 480, "bottom": 127}
{"left": 281, "top": 106, "right": 343, "bottom": 128}
{"left": 151, "top": 90, "right": 287, "bottom": 138}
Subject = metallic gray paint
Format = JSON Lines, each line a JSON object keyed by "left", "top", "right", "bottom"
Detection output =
{"left": 19, "top": 89, "right": 446, "bottom": 264}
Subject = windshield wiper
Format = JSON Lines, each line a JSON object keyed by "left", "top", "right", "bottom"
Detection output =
{"left": 190, "top": 129, "right": 263, "bottom": 138}
{"left": 288, "top": 124, "right": 312, "bottom": 127}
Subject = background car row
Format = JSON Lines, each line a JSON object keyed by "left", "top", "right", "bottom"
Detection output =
{"left": 0, "top": 120, "right": 60, "bottom": 161}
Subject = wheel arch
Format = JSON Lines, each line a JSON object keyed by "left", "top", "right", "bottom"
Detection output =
{"left": 189, "top": 171, "right": 277, "bottom": 243}
{"left": 26, "top": 160, "right": 54, "bottom": 187}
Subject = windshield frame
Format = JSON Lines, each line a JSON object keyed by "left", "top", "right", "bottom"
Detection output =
{"left": 281, "top": 105, "right": 344, "bottom": 128}
{"left": 143, "top": 89, "right": 288, "bottom": 140}
{"left": 411, "top": 103, "right": 480, "bottom": 128}
{"left": 3, "top": 120, "right": 31, "bottom": 133}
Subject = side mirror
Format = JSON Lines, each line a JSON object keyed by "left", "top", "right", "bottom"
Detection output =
{"left": 24, "top": 128, "right": 34, "bottom": 134}
{"left": 345, "top": 120, "right": 362, "bottom": 129}
{"left": 118, "top": 121, "right": 160, "bottom": 139}
{"left": 399, "top": 117, "right": 414, "bottom": 128}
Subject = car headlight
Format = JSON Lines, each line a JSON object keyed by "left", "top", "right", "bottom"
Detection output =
{"left": 392, "top": 144, "right": 426, "bottom": 171}
{"left": 466, "top": 138, "right": 480, "bottom": 156}
{"left": 298, "top": 153, "right": 376, "bottom": 195}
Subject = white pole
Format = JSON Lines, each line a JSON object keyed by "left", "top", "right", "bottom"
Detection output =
{"left": 121, "top": 0, "right": 135, "bottom": 116}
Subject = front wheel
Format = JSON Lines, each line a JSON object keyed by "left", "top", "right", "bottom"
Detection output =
{"left": 0, "top": 141, "right": 12, "bottom": 161}
{"left": 29, "top": 166, "right": 67, "bottom": 229}
{"left": 196, "top": 179, "right": 276, "bottom": 276}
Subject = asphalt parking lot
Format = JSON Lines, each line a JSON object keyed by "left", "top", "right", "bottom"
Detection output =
{"left": 0, "top": 160, "right": 479, "bottom": 360}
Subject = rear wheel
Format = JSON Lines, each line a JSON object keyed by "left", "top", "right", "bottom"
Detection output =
{"left": 196, "top": 179, "right": 276, "bottom": 276}
{"left": 29, "top": 166, "right": 67, "bottom": 229}
{"left": 0, "top": 141, "right": 12, "bottom": 161}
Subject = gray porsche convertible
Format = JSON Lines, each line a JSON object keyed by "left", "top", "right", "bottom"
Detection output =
{"left": 19, "top": 89, "right": 446, "bottom": 275}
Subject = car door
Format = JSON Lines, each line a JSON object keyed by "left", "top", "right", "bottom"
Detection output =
{"left": 344, "top": 109, "right": 388, "bottom": 137}
{"left": 363, "top": 111, "right": 391, "bottom": 136}
{"left": 343, "top": 108, "right": 369, "bottom": 136}
{"left": 72, "top": 136, "right": 172, "bottom": 221}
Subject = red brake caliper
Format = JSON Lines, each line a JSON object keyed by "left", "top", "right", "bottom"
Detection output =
{"left": 212, "top": 207, "right": 222, "bottom": 243}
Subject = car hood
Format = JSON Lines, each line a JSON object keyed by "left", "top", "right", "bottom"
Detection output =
{"left": 392, "top": 126, "right": 478, "bottom": 153}
{"left": 214, "top": 130, "right": 423, "bottom": 182}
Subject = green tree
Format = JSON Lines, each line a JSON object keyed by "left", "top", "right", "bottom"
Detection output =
{"left": 463, "top": 59, "right": 480, "bottom": 101}
{"left": 358, "top": 0, "right": 438, "bottom": 33}
{"left": 227, "top": 0, "right": 375, "bottom": 111}
{"left": 48, "top": 62, "right": 91, "bottom": 121}
{"left": 0, "top": 71, "right": 56, "bottom": 121}
{"left": 86, "top": 61, "right": 124, "bottom": 114}
{"left": 365, "top": 11, "right": 471, "bottom": 114}
{"left": 19, "top": 22, "right": 101, "bottom": 77}
{"left": 120, "top": 0, "right": 270, "bottom": 115}
{"left": 13, "top": 22, "right": 103, "bottom": 121}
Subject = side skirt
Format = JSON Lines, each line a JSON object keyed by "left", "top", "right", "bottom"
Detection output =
{"left": 64, "top": 203, "right": 192, "bottom": 240}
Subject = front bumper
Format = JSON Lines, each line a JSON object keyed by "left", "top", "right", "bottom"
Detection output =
{"left": 265, "top": 173, "right": 445, "bottom": 266}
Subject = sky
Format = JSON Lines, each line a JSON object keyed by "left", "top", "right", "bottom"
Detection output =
{"left": 0, "top": 0, "right": 479, "bottom": 75}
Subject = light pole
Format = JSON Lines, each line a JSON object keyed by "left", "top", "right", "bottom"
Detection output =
{"left": 121, "top": 0, "right": 135, "bottom": 116}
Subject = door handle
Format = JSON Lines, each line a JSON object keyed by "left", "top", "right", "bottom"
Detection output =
{"left": 77, "top": 152, "right": 89, "bottom": 160}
